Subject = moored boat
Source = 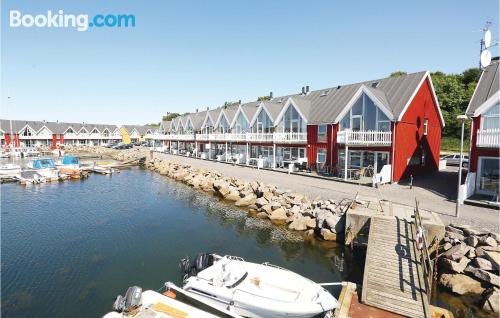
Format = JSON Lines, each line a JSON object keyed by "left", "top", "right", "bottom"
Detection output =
{"left": 0, "top": 163, "right": 22, "bottom": 176}
{"left": 179, "top": 253, "right": 338, "bottom": 318}
{"left": 104, "top": 284, "right": 242, "bottom": 318}
{"left": 27, "top": 158, "right": 60, "bottom": 181}
{"left": 56, "top": 155, "right": 84, "bottom": 178}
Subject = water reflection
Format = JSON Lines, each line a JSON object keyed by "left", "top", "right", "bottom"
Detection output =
{"left": 2, "top": 168, "right": 361, "bottom": 317}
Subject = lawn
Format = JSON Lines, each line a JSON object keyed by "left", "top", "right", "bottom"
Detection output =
{"left": 441, "top": 136, "right": 470, "bottom": 153}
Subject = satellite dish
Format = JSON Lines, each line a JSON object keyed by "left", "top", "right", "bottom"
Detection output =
{"left": 484, "top": 29, "right": 492, "bottom": 48}
{"left": 481, "top": 49, "right": 492, "bottom": 68}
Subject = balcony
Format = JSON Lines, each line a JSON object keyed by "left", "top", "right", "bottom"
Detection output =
{"left": 337, "top": 130, "right": 392, "bottom": 146}
{"left": 273, "top": 132, "right": 307, "bottom": 144}
{"left": 477, "top": 129, "right": 500, "bottom": 148}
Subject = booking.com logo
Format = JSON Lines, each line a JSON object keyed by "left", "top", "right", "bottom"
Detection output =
{"left": 9, "top": 10, "right": 135, "bottom": 32}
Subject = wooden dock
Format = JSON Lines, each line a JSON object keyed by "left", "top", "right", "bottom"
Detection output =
{"left": 361, "top": 216, "right": 430, "bottom": 318}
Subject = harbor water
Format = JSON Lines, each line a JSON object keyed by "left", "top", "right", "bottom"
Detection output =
{"left": 1, "top": 167, "right": 364, "bottom": 317}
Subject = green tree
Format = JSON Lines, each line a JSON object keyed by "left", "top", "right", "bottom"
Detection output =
{"left": 430, "top": 67, "right": 480, "bottom": 138}
{"left": 257, "top": 95, "right": 271, "bottom": 101}
{"left": 390, "top": 71, "right": 407, "bottom": 77}
{"left": 162, "top": 113, "right": 180, "bottom": 121}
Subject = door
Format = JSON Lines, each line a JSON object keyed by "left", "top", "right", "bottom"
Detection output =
{"left": 376, "top": 152, "right": 389, "bottom": 173}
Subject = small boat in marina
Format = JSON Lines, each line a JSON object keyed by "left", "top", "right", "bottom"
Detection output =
{"left": 27, "top": 158, "right": 60, "bottom": 182}
{"left": 0, "top": 163, "right": 22, "bottom": 176}
{"left": 104, "top": 283, "right": 242, "bottom": 318}
{"left": 0, "top": 152, "right": 10, "bottom": 158}
{"left": 179, "top": 254, "right": 338, "bottom": 318}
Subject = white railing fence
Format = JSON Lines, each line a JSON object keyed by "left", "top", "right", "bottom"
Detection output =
{"left": 477, "top": 129, "right": 500, "bottom": 148}
{"left": 337, "top": 130, "right": 392, "bottom": 145}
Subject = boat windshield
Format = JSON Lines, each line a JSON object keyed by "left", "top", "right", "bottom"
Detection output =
{"left": 33, "top": 159, "right": 55, "bottom": 169}
{"left": 62, "top": 156, "right": 79, "bottom": 165}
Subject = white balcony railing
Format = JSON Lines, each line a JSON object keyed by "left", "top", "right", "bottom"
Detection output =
{"left": 247, "top": 133, "right": 274, "bottom": 142}
{"left": 337, "top": 130, "right": 392, "bottom": 146}
{"left": 477, "top": 129, "right": 500, "bottom": 148}
{"left": 273, "top": 132, "right": 307, "bottom": 143}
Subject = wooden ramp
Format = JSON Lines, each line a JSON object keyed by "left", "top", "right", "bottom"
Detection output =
{"left": 362, "top": 216, "right": 430, "bottom": 318}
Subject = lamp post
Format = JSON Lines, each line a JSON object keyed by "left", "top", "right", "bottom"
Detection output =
{"left": 455, "top": 115, "right": 468, "bottom": 218}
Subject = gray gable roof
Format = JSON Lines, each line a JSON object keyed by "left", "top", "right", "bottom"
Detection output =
{"left": 262, "top": 101, "right": 285, "bottom": 121}
{"left": 160, "top": 120, "right": 172, "bottom": 133}
{"left": 268, "top": 71, "right": 427, "bottom": 125}
{"left": 208, "top": 108, "right": 222, "bottom": 127}
{"left": 240, "top": 101, "right": 260, "bottom": 122}
{"left": 466, "top": 57, "right": 500, "bottom": 116}
{"left": 190, "top": 110, "right": 208, "bottom": 131}
{"left": 222, "top": 105, "right": 239, "bottom": 124}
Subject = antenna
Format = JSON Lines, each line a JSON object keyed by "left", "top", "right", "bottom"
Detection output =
{"left": 479, "top": 22, "right": 498, "bottom": 69}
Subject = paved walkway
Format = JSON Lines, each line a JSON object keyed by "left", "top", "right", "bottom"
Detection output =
{"left": 154, "top": 153, "right": 499, "bottom": 233}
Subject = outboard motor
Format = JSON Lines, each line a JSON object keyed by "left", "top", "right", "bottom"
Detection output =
{"left": 112, "top": 286, "right": 142, "bottom": 313}
{"left": 179, "top": 253, "right": 214, "bottom": 281}
{"left": 194, "top": 253, "right": 214, "bottom": 273}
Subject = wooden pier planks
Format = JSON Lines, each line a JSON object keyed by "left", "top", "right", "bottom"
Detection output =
{"left": 361, "top": 216, "right": 430, "bottom": 318}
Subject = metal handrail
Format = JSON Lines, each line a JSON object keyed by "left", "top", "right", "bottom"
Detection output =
{"left": 413, "top": 199, "right": 433, "bottom": 301}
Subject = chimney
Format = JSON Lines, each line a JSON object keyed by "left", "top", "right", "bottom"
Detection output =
{"left": 269, "top": 91, "right": 273, "bottom": 99}
{"left": 238, "top": 100, "right": 241, "bottom": 104}
{"left": 206, "top": 106, "right": 209, "bottom": 111}
{"left": 306, "top": 86, "right": 310, "bottom": 94}
{"left": 196, "top": 108, "right": 198, "bottom": 112}
{"left": 301, "top": 87, "right": 305, "bottom": 95}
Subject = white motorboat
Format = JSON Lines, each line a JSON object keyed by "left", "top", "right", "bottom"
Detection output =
{"left": 103, "top": 284, "right": 242, "bottom": 318}
{"left": 27, "top": 158, "right": 60, "bottom": 181}
{"left": 0, "top": 164, "right": 22, "bottom": 176}
{"left": 0, "top": 152, "right": 10, "bottom": 158}
{"left": 180, "top": 254, "right": 338, "bottom": 318}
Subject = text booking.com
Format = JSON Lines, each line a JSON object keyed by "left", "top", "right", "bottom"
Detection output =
{"left": 9, "top": 10, "right": 135, "bottom": 32}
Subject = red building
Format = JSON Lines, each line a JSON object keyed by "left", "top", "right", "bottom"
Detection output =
{"left": 465, "top": 57, "right": 500, "bottom": 204}
{"left": 160, "top": 71, "right": 444, "bottom": 184}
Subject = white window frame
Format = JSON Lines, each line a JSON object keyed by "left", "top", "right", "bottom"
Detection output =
{"left": 317, "top": 125, "right": 327, "bottom": 142}
{"left": 481, "top": 103, "right": 500, "bottom": 130}
{"left": 317, "top": 148, "right": 327, "bottom": 164}
{"left": 476, "top": 156, "right": 500, "bottom": 195}
{"left": 423, "top": 118, "right": 429, "bottom": 135}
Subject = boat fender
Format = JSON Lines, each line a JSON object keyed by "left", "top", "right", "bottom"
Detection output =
{"left": 416, "top": 227, "right": 424, "bottom": 250}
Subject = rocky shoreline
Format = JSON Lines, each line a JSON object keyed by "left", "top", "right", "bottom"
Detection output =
{"left": 78, "top": 146, "right": 500, "bottom": 315}
{"left": 83, "top": 147, "right": 350, "bottom": 242}
{"left": 437, "top": 224, "right": 500, "bottom": 314}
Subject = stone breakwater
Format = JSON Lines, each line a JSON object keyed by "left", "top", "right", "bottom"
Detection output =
{"left": 437, "top": 224, "right": 500, "bottom": 314}
{"left": 86, "top": 147, "right": 349, "bottom": 241}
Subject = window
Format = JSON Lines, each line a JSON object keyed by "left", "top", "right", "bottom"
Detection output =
{"left": 318, "top": 125, "right": 327, "bottom": 143}
{"left": 339, "top": 93, "right": 391, "bottom": 132}
{"left": 234, "top": 112, "right": 249, "bottom": 133}
{"left": 218, "top": 115, "right": 230, "bottom": 133}
{"left": 317, "top": 148, "right": 327, "bottom": 163}
{"left": 477, "top": 157, "right": 499, "bottom": 194}
{"left": 349, "top": 151, "right": 362, "bottom": 167}
{"left": 423, "top": 118, "right": 428, "bottom": 135}
{"left": 278, "top": 105, "right": 306, "bottom": 133}
{"left": 103, "top": 130, "right": 110, "bottom": 137}
{"left": 482, "top": 103, "right": 500, "bottom": 130}
{"left": 253, "top": 109, "right": 273, "bottom": 133}
{"left": 22, "top": 128, "right": 33, "bottom": 136}
{"left": 203, "top": 116, "right": 214, "bottom": 134}
{"left": 91, "top": 128, "right": 99, "bottom": 134}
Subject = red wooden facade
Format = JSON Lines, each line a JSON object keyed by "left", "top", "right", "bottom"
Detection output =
{"left": 305, "top": 76, "right": 443, "bottom": 182}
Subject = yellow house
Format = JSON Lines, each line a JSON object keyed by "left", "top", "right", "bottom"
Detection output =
{"left": 120, "top": 125, "right": 156, "bottom": 144}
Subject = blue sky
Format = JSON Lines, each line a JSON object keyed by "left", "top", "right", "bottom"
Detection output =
{"left": 1, "top": 0, "right": 499, "bottom": 125}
